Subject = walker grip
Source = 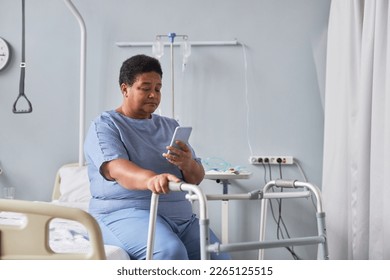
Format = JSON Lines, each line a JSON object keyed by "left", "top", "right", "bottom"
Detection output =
{"left": 168, "top": 181, "right": 183, "bottom": 192}
{"left": 274, "top": 179, "right": 297, "bottom": 188}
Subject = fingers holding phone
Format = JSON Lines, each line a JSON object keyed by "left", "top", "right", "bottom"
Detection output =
{"left": 163, "top": 140, "right": 189, "bottom": 168}
{"left": 163, "top": 126, "right": 192, "bottom": 169}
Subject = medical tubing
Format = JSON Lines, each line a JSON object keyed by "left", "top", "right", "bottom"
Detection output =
{"left": 63, "top": 0, "right": 87, "bottom": 166}
{"left": 239, "top": 42, "right": 253, "bottom": 156}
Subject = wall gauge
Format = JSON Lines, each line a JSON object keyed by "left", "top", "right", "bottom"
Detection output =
{"left": 0, "top": 37, "right": 11, "bottom": 71}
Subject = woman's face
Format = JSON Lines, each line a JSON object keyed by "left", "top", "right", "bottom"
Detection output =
{"left": 120, "top": 71, "right": 162, "bottom": 119}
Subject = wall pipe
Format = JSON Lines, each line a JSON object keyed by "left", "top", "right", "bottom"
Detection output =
{"left": 63, "top": 0, "right": 86, "bottom": 167}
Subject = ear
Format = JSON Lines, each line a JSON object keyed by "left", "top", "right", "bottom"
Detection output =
{"left": 120, "top": 83, "right": 128, "bottom": 96}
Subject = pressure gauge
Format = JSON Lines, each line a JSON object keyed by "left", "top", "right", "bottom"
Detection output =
{"left": 0, "top": 37, "right": 11, "bottom": 71}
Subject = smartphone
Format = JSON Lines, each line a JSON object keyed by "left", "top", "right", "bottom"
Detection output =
{"left": 167, "top": 126, "right": 192, "bottom": 154}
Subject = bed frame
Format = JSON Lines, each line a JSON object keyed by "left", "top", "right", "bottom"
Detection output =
{"left": 0, "top": 198, "right": 106, "bottom": 260}
{"left": 0, "top": 163, "right": 104, "bottom": 260}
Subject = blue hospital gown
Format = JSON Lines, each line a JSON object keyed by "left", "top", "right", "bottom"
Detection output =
{"left": 84, "top": 110, "right": 229, "bottom": 260}
{"left": 84, "top": 110, "right": 199, "bottom": 222}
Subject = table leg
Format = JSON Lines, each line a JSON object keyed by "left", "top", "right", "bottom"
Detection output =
{"left": 221, "top": 179, "right": 229, "bottom": 244}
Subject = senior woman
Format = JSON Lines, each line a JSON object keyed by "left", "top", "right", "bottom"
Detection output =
{"left": 84, "top": 54, "right": 228, "bottom": 260}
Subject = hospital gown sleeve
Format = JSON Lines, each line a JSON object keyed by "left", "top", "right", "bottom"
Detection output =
{"left": 84, "top": 118, "right": 129, "bottom": 175}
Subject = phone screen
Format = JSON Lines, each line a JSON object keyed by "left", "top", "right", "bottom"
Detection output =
{"left": 168, "top": 126, "right": 192, "bottom": 153}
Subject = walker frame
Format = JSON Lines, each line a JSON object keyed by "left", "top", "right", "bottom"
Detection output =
{"left": 147, "top": 180, "right": 329, "bottom": 260}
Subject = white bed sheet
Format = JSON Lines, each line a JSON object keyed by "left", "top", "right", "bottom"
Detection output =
{"left": 0, "top": 202, "right": 130, "bottom": 260}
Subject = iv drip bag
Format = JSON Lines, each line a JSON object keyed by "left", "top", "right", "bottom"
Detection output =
{"left": 152, "top": 37, "right": 164, "bottom": 59}
{"left": 181, "top": 39, "right": 191, "bottom": 71}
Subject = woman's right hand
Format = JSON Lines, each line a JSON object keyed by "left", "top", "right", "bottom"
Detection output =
{"left": 146, "top": 173, "right": 181, "bottom": 194}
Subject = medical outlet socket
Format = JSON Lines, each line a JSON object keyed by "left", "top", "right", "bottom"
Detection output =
{"left": 249, "top": 156, "right": 294, "bottom": 165}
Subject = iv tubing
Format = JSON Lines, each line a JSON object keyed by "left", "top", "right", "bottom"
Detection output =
{"left": 63, "top": 0, "right": 87, "bottom": 167}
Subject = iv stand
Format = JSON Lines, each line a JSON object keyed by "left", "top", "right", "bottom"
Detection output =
{"left": 117, "top": 36, "right": 239, "bottom": 119}
{"left": 169, "top": 33, "right": 176, "bottom": 119}
{"left": 155, "top": 33, "right": 188, "bottom": 119}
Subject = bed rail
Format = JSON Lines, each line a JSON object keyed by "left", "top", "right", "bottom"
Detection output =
{"left": 0, "top": 199, "right": 106, "bottom": 260}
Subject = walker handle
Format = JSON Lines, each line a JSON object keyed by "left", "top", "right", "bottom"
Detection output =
{"left": 168, "top": 181, "right": 184, "bottom": 192}
{"left": 274, "top": 179, "right": 297, "bottom": 188}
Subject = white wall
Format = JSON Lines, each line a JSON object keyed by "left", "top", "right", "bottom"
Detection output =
{"left": 0, "top": 0, "right": 331, "bottom": 259}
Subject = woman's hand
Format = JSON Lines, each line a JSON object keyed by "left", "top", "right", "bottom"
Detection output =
{"left": 163, "top": 141, "right": 205, "bottom": 185}
{"left": 146, "top": 173, "right": 181, "bottom": 194}
{"left": 163, "top": 141, "right": 192, "bottom": 170}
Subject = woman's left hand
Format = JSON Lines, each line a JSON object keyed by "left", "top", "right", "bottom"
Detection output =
{"left": 163, "top": 141, "right": 192, "bottom": 170}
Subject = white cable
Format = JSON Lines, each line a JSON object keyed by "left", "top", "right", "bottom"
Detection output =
{"left": 293, "top": 158, "right": 308, "bottom": 182}
{"left": 240, "top": 42, "right": 253, "bottom": 156}
{"left": 293, "top": 158, "right": 318, "bottom": 210}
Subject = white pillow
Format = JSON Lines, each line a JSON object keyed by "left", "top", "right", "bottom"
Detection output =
{"left": 58, "top": 165, "right": 91, "bottom": 203}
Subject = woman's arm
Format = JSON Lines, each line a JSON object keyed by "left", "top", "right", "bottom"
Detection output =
{"left": 101, "top": 158, "right": 180, "bottom": 194}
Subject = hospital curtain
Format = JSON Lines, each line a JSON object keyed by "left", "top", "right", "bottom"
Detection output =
{"left": 322, "top": 0, "right": 390, "bottom": 259}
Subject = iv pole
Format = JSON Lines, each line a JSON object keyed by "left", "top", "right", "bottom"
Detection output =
{"left": 169, "top": 33, "right": 176, "bottom": 119}
{"left": 118, "top": 36, "right": 238, "bottom": 119}
{"left": 154, "top": 33, "right": 188, "bottom": 119}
